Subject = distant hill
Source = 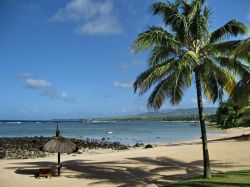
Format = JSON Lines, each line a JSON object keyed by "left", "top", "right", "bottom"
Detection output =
{"left": 94, "top": 107, "right": 217, "bottom": 121}
{"left": 137, "top": 107, "right": 217, "bottom": 117}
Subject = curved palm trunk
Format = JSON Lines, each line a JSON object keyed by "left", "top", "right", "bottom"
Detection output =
{"left": 195, "top": 72, "right": 211, "bottom": 178}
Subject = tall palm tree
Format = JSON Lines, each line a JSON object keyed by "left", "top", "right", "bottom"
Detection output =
{"left": 132, "top": 0, "right": 249, "bottom": 178}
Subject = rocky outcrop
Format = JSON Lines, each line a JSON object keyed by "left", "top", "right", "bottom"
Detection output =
{"left": 0, "top": 137, "right": 129, "bottom": 159}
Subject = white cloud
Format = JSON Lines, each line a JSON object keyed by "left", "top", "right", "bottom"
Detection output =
{"left": 22, "top": 75, "right": 75, "bottom": 102}
{"left": 76, "top": 16, "right": 122, "bottom": 35}
{"left": 51, "top": 0, "right": 123, "bottom": 35}
{"left": 41, "top": 90, "right": 75, "bottom": 102}
{"left": 51, "top": 0, "right": 112, "bottom": 21}
{"left": 26, "top": 79, "right": 52, "bottom": 89}
{"left": 19, "top": 72, "right": 33, "bottom": 79}
{"left": 113, "top": 81, "right": 133, "bottom": 88}
{"left": 41, "top": 89, "right": 57, "bottom": 98}
{"left": 59, "top": 91, "right": 75, "bottom": 102}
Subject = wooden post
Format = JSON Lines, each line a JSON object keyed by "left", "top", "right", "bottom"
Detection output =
{"left": 58, "top": 152, "right": 61, "bottom": 176}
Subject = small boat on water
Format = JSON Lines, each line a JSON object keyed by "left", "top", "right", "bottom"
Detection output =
{"left": 107, "top": 130, "right": 112, "bottom": 134}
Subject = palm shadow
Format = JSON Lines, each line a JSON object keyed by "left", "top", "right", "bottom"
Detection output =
{"left": 5, "top": 156, "right": 246, "bottom": 186}
{"left": 165, "top": 134, "right": 250, "bottom": 147}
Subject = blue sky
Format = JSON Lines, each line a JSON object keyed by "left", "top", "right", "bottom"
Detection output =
{"left": 0, "top": 0, "right": 249, "bottom": 120}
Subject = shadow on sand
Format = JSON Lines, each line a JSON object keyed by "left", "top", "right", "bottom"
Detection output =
{"left": 5, "top": 156, "right": 246, "bottom": 186}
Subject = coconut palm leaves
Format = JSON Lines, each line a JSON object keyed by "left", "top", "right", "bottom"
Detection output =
{"left": 232, "top": 38, "right": 250, "bottom": 62}
{"left": 132, "top": 27, "right": 181, "bottom": 54}
{"left": 210, "top": 20, "right": 248, "bottom": 43}
{"left": 132, "top": 0, "right": 249, "bottom": 178}
{"left": 132, "top": 0, "right": 249, "bottom": 111}
{"left": 230, "top": 38, "right": 250, "bottom": 106}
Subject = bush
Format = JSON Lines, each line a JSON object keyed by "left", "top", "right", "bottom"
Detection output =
{"left": 216, "top": 102, "right": 250, "bottom": 129}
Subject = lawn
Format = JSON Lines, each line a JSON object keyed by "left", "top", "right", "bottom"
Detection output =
{"left": 164, "top": 170, "right": 250, "bottom": 187}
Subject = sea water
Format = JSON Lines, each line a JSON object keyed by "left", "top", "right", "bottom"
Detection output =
{"left": 0, "top": 121, "right": 223, "bottom": 145}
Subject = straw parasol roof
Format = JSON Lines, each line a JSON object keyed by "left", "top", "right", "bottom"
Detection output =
{"left": 43, "top": 136, "right": 76, "bottom": 153}
{"left": 42, "top": 124, "right": 77, "bottom": 176}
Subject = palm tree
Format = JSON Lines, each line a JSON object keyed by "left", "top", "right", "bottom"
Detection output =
{"left": 230, "top": 38, "right": 250, "bottom": 106}
{"left": 132, "top": 0, "right": 249, "bottom": 178}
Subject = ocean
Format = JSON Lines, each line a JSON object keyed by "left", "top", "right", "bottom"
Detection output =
{"left": 0, "top": 121, "right": 223, "bottom": 145}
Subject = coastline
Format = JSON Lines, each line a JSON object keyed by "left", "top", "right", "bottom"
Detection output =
{"left": 0, "top": 127, "right": 249, "bottom": 187}
{"left": 1, "top": 127, "right": 249, "bottom": 160}
{"left": 0, "top": 120, "right": 224, "bottom": 148}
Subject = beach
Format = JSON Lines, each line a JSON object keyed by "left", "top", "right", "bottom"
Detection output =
{"left": 0, "top": 127, "right": 249, "bottom": 187}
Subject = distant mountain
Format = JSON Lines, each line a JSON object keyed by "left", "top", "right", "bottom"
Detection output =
{"left": 94, "top": 107, "right": 217, "bottom": 121}
{"left": 137, "top": 107, "right": 217, "bottom": 117}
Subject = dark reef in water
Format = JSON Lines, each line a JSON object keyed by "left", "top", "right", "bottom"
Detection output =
{"left": 0, "top": 137, "right": 129, "bottom": 159}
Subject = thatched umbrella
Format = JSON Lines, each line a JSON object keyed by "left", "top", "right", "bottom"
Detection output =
{"left": 43, "top": 125, "right": 76, "bottom": 175}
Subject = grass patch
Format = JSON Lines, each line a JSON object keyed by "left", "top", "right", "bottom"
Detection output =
{"left": 164, "top": 170, "right": 250, "bottom": 187}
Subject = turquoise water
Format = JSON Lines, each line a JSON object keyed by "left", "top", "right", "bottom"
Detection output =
{"left": 0, "top": 121, "right": 222, "bottom": 145}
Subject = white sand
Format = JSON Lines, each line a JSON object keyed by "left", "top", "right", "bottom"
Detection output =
{"left": 0, "top": 128, "right": 250, "bottom": 187}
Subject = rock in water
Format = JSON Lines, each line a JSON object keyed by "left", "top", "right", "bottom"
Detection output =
{"left": 134, "top": 143, "right": 144, "bottom": 147}
{"left": 0, "top": 151, "right": 5, "bottom": 159}
{"left": 0, "top": 137, "right": 129, "bottom": 159}
{"left": 144, "top": 144, "right": 153, "bottom": 149}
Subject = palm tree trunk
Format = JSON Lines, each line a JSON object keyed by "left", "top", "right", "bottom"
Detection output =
{"left": 195, "top": 72, "right": 211, "bottom": 178}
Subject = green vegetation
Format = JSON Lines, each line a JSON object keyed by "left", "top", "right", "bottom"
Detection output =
{"left": 164, "top": 169, "right": 250, "bottom": 187}
{"left": 132, "top": 0, "right": 249, "bottom": 178}
{"left": 216, "top": 102, "right": 250, "bottom": 129}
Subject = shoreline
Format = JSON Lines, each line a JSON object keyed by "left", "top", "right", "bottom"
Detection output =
{"left": 0, "top": 127, "right": 249, "bottom": 187}
{"left": 1, "top": 127, "right": 249, "bottom": 160}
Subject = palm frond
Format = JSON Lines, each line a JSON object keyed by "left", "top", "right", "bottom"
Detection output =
{"left": 200, "top": 40, "right": 240, "bottom": 56}
{"left": 198, "top": 58, "right": 237, "bottom": 102}
{"left": 185, "top": 0, "right": 209, "bottom": 41}
{"left": 148, "top": 45, "right": 180, "bottom": 66}
{"left": 131, "top": 26, "right": 181, "bottom": 53}
{"left": 147, "top": 77, "right": 169, "bottom": 111}
{"left": 232, "top": 37, "right": 250, "bottom": 63}
{"left": 201, "top": 73, "right": 219, "bottom": 103}
{"left": 151, "top": 1, "right": 188, "bottom": 42}
{"left": 203, "top": 4, "right": 211, "bottom": 20}
{"left": 207, "top": 60, "right": 236, "bottom": 94}
{"left": 134, "top": 59, "right": 177, "bottom": 95}
{"left": 210, "top": 20, "right": 248, "bottom": 43}
{"left": 180, "top": 50, "right": 199, "bottom": 68}
{"left": 215, "top": 57, "right": 250, "bottom": 77}
{"left": 230, "top": 74, "right": 250, "bottom": 106}
{"left": 147, "top": 65, "right": 191, "bottom": 110}
{"left": 198, "top": 61, "right": 219, "bottom": 102}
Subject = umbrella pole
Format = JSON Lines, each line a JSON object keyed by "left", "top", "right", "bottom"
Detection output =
{"left": 58, "top": 152, "right": 61, "bottom": 176}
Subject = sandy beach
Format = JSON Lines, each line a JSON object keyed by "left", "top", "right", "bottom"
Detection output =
{"left": 0, "top": 127, "right": 250, "bottom": 187}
